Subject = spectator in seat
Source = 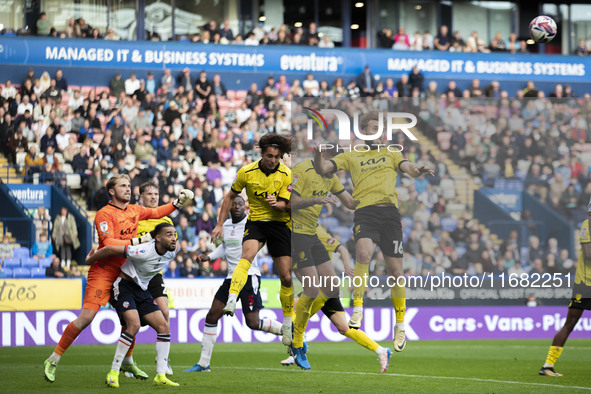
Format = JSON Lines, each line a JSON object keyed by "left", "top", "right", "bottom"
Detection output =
{"left": 54, "top": 69, "right": 68, "bottom": 93}
{"left": 109, "top": 72, "right": 125, "bottom": 97}
{"left": 393, "top": 26, "right": 410, "bottom": 50}
{"left": 507, "top": 33, "right": 519, "bottom": 53}
{"left": 23, "top": 145, "right": 44, "bottom": 178}
{"left": 196, "top": 211, "right": 214, "bottom": 235}
{"left": 134, "top": 134, "right": 155, "bottom": 163}
{"left": 177, "top": 68, "right": 195, "bottom": 93}
{"left": 357, "top": 65, "right": 376, "bottom": 97}
{"left": 6, "top": 127, "right": 28, "bottom": 165}
{"left": 408, "top": 66, "right": 424, "bottom": 93}
{"left": 36, "top": 12, "right": 52, "bottom": 36}
{"left": 124, "top": 73, "right": 140, "bottom": 96}
{"left": 318, "top": 35, "right": 335, "bottom": 48}
{"left": 164, "top": 259, "right": 180, "bottom": 278}
{"left": 42, "top": 79, "right": 61, "bottom": 104}
{"left": 396, "top": 74, "right": 411, "bottom": 97}
{"left": 523, "top": 81, "right": 539, "bottom": 98}
{"left": 52, "top": 207, "right": 79, "bottom": 270}
{"left": 211, "top": 74, "right": 227, "bottom": 98}
{"left": 489, "top": 32, "right": 506, "bottom": 52}
{"left": 175, "top": 216, "right": 196, "bottom": 246}
{"left": 45, "top": 255, "right": 66, "bottom": 278}
{"left": 434, "top": 25, "right": 450, "bottom": 50}
{"left": 195, "top": 70, "right": 211, "bottom": 100}
{"left": 219, "top": 20, "right": 234, "bottom": 41}
{"left": 43, "top": 145, "right": 60, "bottom": 171}
{"left": 180, "top": 258, "right": 199, "bottom": 278}
{"left": 378, "top": 28, "right": 394, "bottom": 48}
{"left": 0, "top": 235, "right": 13, "bottom": 259}
{"left": 33, "top": 231, "right": 53, "bottom": 260}
{"left": 575, "top": 39, "right": 588, "bottom": 56}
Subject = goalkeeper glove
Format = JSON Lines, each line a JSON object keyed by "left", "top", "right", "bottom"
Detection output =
{"left": 131, "top": 232, "right": 152, "bottom": 246}
{"left": 173, "top": 189, "right": 195, "bottom": 209}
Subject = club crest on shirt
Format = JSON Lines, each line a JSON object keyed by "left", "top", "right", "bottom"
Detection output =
{"left": 123, "top": 301, "right": 129, "bottom": 308}
{"left": 100, "top": 221, "right": 108, "bottom": 232}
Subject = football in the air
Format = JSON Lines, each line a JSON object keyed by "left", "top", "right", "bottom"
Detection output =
{"left": 529, "top": 16, "right": 557, "bottom": 44}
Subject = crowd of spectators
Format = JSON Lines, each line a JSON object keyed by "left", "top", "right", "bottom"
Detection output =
{"left": 30, "top": 13, "right": 335, "bottom": 48}
{"left": 0, "top": 60, "right": 587, "bottom": 280}
{"left": 378, "top": 25, "right": 530, "bottom": 53}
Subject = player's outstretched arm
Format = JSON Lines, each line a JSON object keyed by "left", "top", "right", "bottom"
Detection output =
{"left": 267, "top": 195, "right": 291, "bottom": 211}
{"left": 313, "top": 146, "right": 336, "bottom": 175}
{"left": 291, "top": 192, "right": 338, "bottom": 210}
{"left": 336, "top": 190, "right": 356, "bottom": 210}
{"left": 212, "top": 189, "right": 238, "bottom": 240}
{"left": 85, "top": 245, "right": 126, "bottom": 265}
{"left": 399, "top": 161, "right": 435, "bottom": 178}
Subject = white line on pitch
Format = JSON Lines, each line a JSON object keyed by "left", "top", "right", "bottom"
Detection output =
{"left": 181, "top": 366, "right": 591, "bottom": 391}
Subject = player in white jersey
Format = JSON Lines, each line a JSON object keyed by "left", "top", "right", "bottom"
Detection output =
{"left": 84, "top": 223, "right": 180, "bottom": 388}
{"left": 184, "top": 196, "right": 284, "bottom": 372}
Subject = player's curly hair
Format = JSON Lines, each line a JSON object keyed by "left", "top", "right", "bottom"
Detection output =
{"left": 150, "top": 222, "right": 175, "bottom": 239}
{"left": 359, "top": 111, "right": 381, "bottom": 132}
{"left": 258, "top": 133, "right": 292, "bottom": 156}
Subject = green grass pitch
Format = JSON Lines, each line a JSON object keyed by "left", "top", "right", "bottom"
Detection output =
{"left": 5, "top": 339, "right": 591, "bottom": 393}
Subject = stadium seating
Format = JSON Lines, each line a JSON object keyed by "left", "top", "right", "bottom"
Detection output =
{"left": 2, "top": 258, "right": 21, "bottom": 268}
{"left": 21, "top": 257, "right": 39, "bottom": 268}
{"left": 13, "top": 247, "right": 30, "bottom": 260}
{"left": 38, "top": 257, "right": 52, "bottom": 268}
{"left": 12, "top": 267, "right": 31, "bottom": 278}
{"left": 30, "top": 267, "right": 46, "bottom": 278}
{"left": 2, "top": 267, "right": 13, "bottom": 278}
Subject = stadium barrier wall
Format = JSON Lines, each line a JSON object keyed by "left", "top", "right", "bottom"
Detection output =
{"left": 522, "top": 192, "right": 575, "bottom": 257}
{"left": 2, "top": 306, "right": 590, "bottom": 347}
{"left": 1, "top": 37, "right": 591, "bottom": 94}
{"left": 0, "top": 181, "right": 35, "bottom": 247}
{"left": 0, "top": 278, "right": 82, "bottom": 311}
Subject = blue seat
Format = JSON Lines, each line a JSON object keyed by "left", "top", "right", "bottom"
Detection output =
{"left": 21, "top": 257, "right": 39, "bottom": 268}
{"left": 30, "top": 267, "right": 46, "bottom": 278}
{"left": 39, "top": 257, "right": 53, "bottom": 268}
{"left": 12, "top": 267, "right": 31, "bottom": 278}
{"left": 2, "top": 258, "right": 20, "bottom": 268}
{"left": 1, "top": 267, "right": 12, "bottom": 278}
{"left": 13, "top": 247, "right": 30, "bottom": 260}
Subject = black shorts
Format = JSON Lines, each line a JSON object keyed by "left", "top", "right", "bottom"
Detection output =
{"left": 354, "top": 205, "right": 403, "bottom": 258}
{"left": 243, "top": 220, "right": 291, "bottom": 258}
{"left": 569, "top": 282, "right": 591, "bottom": 310}
{"left": 214, "top": 275, "right": 264, "bottom": 313}
{"left": 148, "top": 273, "right": 168, "bottom": 299}
{"left": 320, "top": 297, "right": 345, "bottom": 318}
{"left": 112, "top": 277, "right": 160, "bottom": 318}
{"left": 292, "top": 233, "right": 331, "bottom": 269}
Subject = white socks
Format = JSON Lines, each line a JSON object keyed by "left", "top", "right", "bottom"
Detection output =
{"left": 112, "top": 332, "right": 134, "bottom": 372}
{"left": 259, "top": 318, "right": 283, "bottom": 335}
{"left": 155, "top": 333, "right": 171, "bottom": 375}
{"left": 198, "top": 323, "right": 218, "bottom": 367}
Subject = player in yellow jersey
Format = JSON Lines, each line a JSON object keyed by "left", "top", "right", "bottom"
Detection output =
{"left": 314, "top": 111, "right": 433, "bottom": 352}
{"left": 540, "top": 215, "right": 591, "bottom": 377}
{"left": 287, "top": 153, "right": 393, "bottom": 372}
{"left": 212, "top": 133, "right": 294, "bottom": 346}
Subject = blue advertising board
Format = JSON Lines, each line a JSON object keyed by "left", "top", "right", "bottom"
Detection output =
{"left": 0, "top": 37, "right": 588, "bottom": 83}
{"left": 7, "top": 184, "right": 51, "bottom": 209}
{"left": 479, "top": 188, "right": 522, "bottom": 214}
